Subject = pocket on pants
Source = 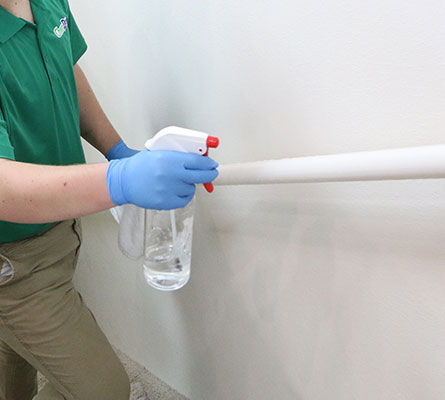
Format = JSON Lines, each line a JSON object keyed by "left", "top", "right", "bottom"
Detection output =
{"left": 0, "top": 255, "right": 14, "bottom": 286}
{"left": 72, "top": 219, "right": 83, "bottom": 260}
{"left": 0, "top": 220, "right": 81, "bottom": 289}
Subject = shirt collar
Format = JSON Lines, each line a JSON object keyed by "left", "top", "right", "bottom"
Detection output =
{"left": 0, "top": 7, "right": 27, "bottom": 44}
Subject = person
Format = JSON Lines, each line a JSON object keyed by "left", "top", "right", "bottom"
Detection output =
{"left": 0, "top": 0, "right": 219, "bottom": 399}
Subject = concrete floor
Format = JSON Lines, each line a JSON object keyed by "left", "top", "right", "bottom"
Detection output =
{"left": 38, "top": 348, "right": 188, "bottom": 400}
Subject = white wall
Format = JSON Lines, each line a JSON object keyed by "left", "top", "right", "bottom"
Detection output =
{"left": 71, "top": 1, "right": 445, "bottom": 399}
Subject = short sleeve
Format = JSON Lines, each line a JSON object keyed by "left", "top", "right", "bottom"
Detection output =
{"left": 67, "top": 7, "right": 88, "bottom": 65}
{"left": 0, "top": 106, "right": 15, "bottom": 160}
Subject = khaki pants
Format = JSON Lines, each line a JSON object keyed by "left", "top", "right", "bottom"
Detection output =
{"left": 0, "top": 219, "right": 130, "bottom": 400}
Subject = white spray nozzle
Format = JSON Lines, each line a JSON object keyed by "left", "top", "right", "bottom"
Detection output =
{"left": 145, "top": 126, "right": 220, "bottom": 193}
{"left": 145, "top": 126, "right": 212, "bottom": 154}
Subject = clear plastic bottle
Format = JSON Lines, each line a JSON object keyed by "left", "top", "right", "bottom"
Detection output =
{"left": 143, "top": 199, "right": 195, "bottom": 291}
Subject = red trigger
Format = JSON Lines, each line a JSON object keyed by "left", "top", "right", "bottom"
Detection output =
{"left": 203, "top": 136, "right": 220, "bottom": 193}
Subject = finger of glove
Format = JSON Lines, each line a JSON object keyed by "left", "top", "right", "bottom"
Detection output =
{"left": 181, "top": 168, "right": 219, "bottom": 184}
{"left": 176, "top": 184, "right": 196, "bottom": 198}
{"left": 155, "top": 194, "right": 194, "bottom": 210}
{"left": 177, "top": 193, "right": 194, "bottom": 208}
{"left": 182, "top": 154, "right": 219, "bottom": 170}
{"left": 123, "top": 148, "right": 140, "bottom": 158}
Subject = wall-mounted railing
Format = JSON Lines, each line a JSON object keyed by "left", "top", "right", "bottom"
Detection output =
{"left": 215, "top": 144, "right": 445, "bottom": 186}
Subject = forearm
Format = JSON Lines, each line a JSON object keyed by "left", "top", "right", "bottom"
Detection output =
{"left": 74, "top": 64, "right": 122, "bottom": 155}
{"left": 0, "top": 159, "right": 114, "bottom": 223}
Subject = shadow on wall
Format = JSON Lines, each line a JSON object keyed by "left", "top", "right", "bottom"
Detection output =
{"left": 174, "top": 184, "right": 339, "bottom": 399}
{"left": 167, "top": 179, "right": 445, "bottom": 399}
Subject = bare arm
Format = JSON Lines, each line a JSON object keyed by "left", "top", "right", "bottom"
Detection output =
{"left": 74, "top": 64, "right": 122, "bottom": 156}
{"left": 0, "top": 65, "right": 131, "bottom": 224}
{"left": 0, "top": 159, "right": 114, "bottom": 223}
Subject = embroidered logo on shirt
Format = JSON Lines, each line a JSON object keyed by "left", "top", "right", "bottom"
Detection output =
{"left": 53, "top": 17, "right": 68, "bottom": 38}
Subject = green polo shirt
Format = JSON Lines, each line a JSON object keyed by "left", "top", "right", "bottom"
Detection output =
{"left": 0, "top": 0, "right": 87, "bottom": 242}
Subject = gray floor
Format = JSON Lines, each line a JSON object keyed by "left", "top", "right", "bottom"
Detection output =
{"left": 38, "top": 348, "right": 188, "bottom": 400}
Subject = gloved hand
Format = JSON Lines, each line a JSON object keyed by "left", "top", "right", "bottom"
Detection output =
{"left": 106, "top": 149, "right": 219, "bottom": 210}
{"left": 105, "top": 140, "right": 139, "bottom": 161}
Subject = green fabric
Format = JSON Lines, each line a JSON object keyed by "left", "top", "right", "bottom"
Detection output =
{"left": 0, "top": 0, "right": 87, "bottom": 242}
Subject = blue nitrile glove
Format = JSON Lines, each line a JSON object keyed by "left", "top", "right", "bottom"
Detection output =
{"left": 106, "top": 149, "right": 219, "bottom": 210}
{"left": 105, "top": 140, "right": 139, "bottom": 161}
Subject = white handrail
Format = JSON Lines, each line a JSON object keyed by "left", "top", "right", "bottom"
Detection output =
{"left": 215, "top": 144, "right": 445, "bottom": 186}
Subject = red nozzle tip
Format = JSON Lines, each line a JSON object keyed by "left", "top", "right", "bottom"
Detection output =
{"left": 207, "top": 136, "right": 219, "bottom": 149}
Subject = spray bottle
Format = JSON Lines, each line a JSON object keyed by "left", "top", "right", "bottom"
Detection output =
{"left": 143, "top": 126, "right": 219, "bottom": 291}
